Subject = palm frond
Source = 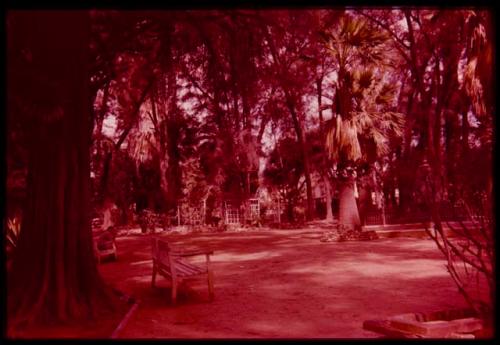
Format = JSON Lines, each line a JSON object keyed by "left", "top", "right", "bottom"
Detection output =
{"left": 325, "top": 115, "right": 362, "bottom": 162}
{"left": 323, "top": 15, "right": 389, "bottom": 66}
{"left": 357, "top": 69, "right": 374, "bottom": 90}
{"left": 352, "top": 111, "right": 374, "bottom": 134}
{"left": 323, "top": 13, "right": 403, "bottom": 165}
{"left": 375, "top": 83, "right": 398, "bottom": 105}
{"left": 370, "top": 128, "right": 389, "bottom": 156}
{"left": 464, "top": 57, "right": 486, "bottom": 116}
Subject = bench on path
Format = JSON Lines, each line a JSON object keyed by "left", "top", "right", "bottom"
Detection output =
{"left": 93, "top": 228, "right": 117, "bottom": 264}
{"left": 151, "top": 237, "right": 214, "bottom": 304}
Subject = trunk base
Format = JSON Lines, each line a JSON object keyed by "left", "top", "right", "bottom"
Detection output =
{"left": 320, "top": 227, "right": 379, "bottom": 242}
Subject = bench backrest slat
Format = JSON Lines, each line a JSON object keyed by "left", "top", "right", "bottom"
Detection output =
{"left": 151, "top": 237, "right": 208, "bottom": 280}
{"left": 152, "top": 237, "right": 171, "bottom": 265}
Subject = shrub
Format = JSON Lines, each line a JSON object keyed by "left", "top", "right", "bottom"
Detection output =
{"left": 6, "top": 217, "right": 21, "bottom": 270}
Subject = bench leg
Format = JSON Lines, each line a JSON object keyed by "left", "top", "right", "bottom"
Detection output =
{"left": 151, "top": 264, "right": 157, "bottom": 288}
{"left": 207, "top": 270, "right": 214, "bottom": 301}
{"left": 171, "top": 280, "right": 178, "bottom": 305}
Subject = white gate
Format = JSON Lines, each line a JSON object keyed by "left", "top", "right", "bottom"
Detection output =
{"left": 224, "top": 201, "right": 240, "bottom": 224}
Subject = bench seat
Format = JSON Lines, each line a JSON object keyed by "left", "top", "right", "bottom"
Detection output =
{"left": 151, "top": 237, "right": 214, "bottom": 304}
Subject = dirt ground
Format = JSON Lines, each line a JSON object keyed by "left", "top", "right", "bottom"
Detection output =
{"left": 98, "top": 226, "right": 473, "bottom": 339}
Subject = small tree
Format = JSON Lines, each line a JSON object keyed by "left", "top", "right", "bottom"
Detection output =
{"left": 419, "top": 156, "right": 493, "bottom": 328}
{"left": 417, "top": 9, "right": 494, "bottom": 329}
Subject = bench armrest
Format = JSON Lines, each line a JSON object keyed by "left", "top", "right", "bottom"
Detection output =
{"left": 171, "top": 250, "right": 214, "bottom": 257}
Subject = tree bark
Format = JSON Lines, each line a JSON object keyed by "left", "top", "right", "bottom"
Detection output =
{"left": 283, "top": 90, "right": 315, "bottom": 221}
{"left": 8, "top": 11, "right": 116, "bottom": 327}
{"left": 324, "top": 178, "right": 334, "bottom": 222}
{"left": 286, "top": 197, "right": 295, "bottom": 222}
{"left": 150, "top": 89, "right": 169, "bottom": 211}
{"left": 316, "top": 78, "right": 324, "bottom": 125}
{"left": 92, "top": 82, "right": 110, "bottom": 143}
{"left": 164, "top": 31, "right": 183, "bottom": 210}
{"left": 461, "top": 100, "right": 470, "bottom": 154}
{"left": 317, "top": 75, "right": 333, "bottom": 222}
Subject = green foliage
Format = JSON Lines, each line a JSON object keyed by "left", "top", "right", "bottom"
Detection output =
{"left": 264, "top": 137, "right": 306, "bottom": 222}
{"left": 182, "top": 156, "right": 211, "bottom": 206}
{"left": 264, "top": 137, "right": 304, "bottom": 193}
{"left": 138, "top": 209, "right": 156, "bottom": 233}
{"left": 107, "top": 150, "right": 138, "bottom": 219}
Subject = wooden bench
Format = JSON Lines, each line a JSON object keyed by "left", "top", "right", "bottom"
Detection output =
{"left": 93, "top": 229, "right": 117, "bottom": 264}
{"left": 151, "top": 237, "right": 214, "bottom": 304}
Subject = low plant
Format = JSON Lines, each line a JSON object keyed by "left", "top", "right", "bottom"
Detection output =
{"left": 138, "top": 209, "right": 156, "bottom": 233}
{"left": 6, "top": 216, "right": 21, "bottom": 269}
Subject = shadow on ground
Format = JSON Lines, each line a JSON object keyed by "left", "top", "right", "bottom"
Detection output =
{"left": 98, "top": 228, "right": 471, "bottom": 338}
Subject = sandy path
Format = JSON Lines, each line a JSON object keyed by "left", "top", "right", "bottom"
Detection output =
{"left": 98, "top": 228, "right": 470, "bottom": 338}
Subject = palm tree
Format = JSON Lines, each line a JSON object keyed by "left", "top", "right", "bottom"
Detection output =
{"left": 322, "top": 13, "right": 404, "bottom": 236}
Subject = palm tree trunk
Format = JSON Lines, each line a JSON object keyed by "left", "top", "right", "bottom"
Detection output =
{"left": 338, "top": 174, "right": 361, "bottom": 233}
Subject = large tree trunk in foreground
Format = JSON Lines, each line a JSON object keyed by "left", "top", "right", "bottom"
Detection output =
{"left": 8, "top": 11, "right": 115, "bottom": 327}
{"left": 338, "top": 175, "right": 361, "bottom": 233}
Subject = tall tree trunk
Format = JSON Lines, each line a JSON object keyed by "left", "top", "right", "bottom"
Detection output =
{"left": 286, "top": 197, "right": 295, "bottom": 222}
{"left": 433, "top": 56, "right": 445, "bottom": 203}
{"left": 461, "top": 101, "right": 470, "bottom": 154}
{"left": 99, "top": 151, "right": 113, "bottom": 203}
{"left": 165, "top": 32, "right": 183, "bottom": 210}
{"left": 316, "top": 78, "right": 324, "bottom": 125}
{"left": 92, "top": 82, "right": 110, "bottom": 144}
{"left": 150, "top": 88, "right": 169, "bottom": 211}
{"left": 324, "top": 175, "right": 334, "bottom": 221}
{"left": 229, "top": 25, "right": 241, "bottom": 132}
{"left": 98, "top": 77, "right": 154, "bottom": 205}
{"left": 166, "top": 120, "right": 182, "bottom": 208}
{"left": 317, "top": 76, "right": 333, "bottom": 222}
{"left": 283, "top": 90, "right": 315, "bottom": 221}
{"left": 246, "top": 171, "right": 251, "bottom": 195}
{"left": 261, "top": 26, "right": 314, "bottom": 221}
{"left": 399, "top": 83, "right": 416, "bottom": 214}
{"left": 338, "top": 174, "right": 361, "bottom": 233}
{"left": 8, "top": 11, "right": 115, "bottom": 327}
{"left": 91, "top": 83, "right": 110, "bottom": 202}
